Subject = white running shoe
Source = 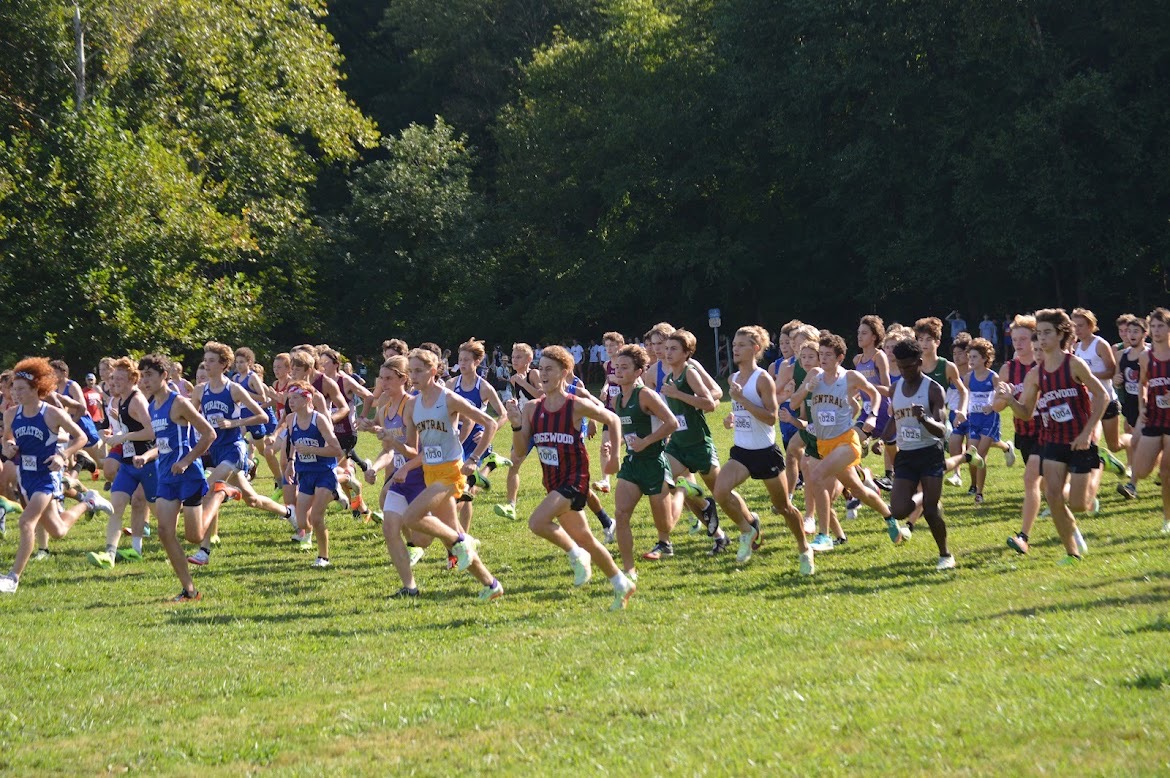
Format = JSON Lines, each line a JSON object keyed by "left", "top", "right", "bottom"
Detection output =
{"left": 803, "top": 516, "right": 815, "bottom": 535}
{"left": 845, "top": 507, "right": 858, "bottom": 521}
{"left": 604, "top": 521, "right": 617, "bottom": 545}
{"left": 82, "top": 490, "right": 114, "bottom": 517}
{"left": 569, "top": 549, "right": 592, "bottom": 586}
{"left": 736, "top": 525, "right": 757, "bottom": 563}
{"left": 187, "top": 548, "right": 210, "bottom": 566}
{"left": 610, "top": 575, "right": 636, "bottom": 611}
{"left": 452, "top": 535, "right": 480, "bottom": 572}
{"left": 946, "top": 472, "right": 962, "bottom": 487}
{"left": 592, "top": 477, "right": 611, "bottom": 494}
{"left": 311, "top": 557, "right": 331, "bottom": 568}
{"left": 936, "top": 555, "right": 956, "bottom": 571}
{"left": 1004, "top": 441, "right": 1017, "bottom": 468}
{"left": 799, "top": 549, "right": 815, "bottom": 576}
{"left": 0, "top": 574, "right": 17, "bottom": 594}
{"left": 1074, "top": 528, "right": 1088, "bottom": 556}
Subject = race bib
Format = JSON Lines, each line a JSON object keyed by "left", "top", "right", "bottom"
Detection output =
{"left": 124, "top": 441, "right": 136, "bottom": 458}
{"left": 817, "top": 410, "right": 837, "bottom": 428}
{"left": 734, "top": 413, "right": 752, "bottom": 430}
{"left": 899, "top": 426, "right": 922, "bottom": 444}
{"left": 608, "top": 384, "right": 621, "bottom": 398}
{"left": 1049, "top": 403, "right": 1074, "bottom": 423}
{"left": 674, "top": 414, "right": 688, "bottom": 431}
{"left": 21, "top": 454, "right": 36, "bottom": 471}
{"left": 298, "top": 452, "right": 318, "bottom": 463}
{"left": 537, "top": 446, "right": 560, "bottom": 467}
{"left": 1157, "top": 394, "right": 1170, "bottom": 410}
{"left": 207, "top": 413, "right": 224, "bottom": 425}
{"left": 1125, "top": 381, "right": 1139, "bottom": 395}
{"left": 969, "top": 392, "right": 992, "bottom": 409}
{"left": 423, "top": 445, "right": 444, "bottom": 464}
{"left": 861, "top": 400, "right": 872, "bottom": 416}
{"left": 157, "top": 438, "right": 172, "bottom": 455}
{"left": 392, "top": 453, "right": 406, "bottom": 471}
{"left": 624, "top": 433, "right": 638, "bottom": 449}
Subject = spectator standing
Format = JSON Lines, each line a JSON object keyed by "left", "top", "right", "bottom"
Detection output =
{"left": 979, "top": 314, "right": 999, "bottom": 346}
{"left": 945, "top": 310, "right": 968, "bottom": 340}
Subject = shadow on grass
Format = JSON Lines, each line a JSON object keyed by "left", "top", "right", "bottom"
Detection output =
{"left": 956, "top": 585, "right": 1170, "bottom": 623}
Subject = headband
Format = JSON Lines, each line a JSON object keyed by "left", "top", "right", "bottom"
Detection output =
{"left": 14, "top": 371, "right": 34, "bottom": 381}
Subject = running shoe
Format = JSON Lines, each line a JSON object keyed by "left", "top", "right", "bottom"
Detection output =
{"left": 833, "top": 536, "right": 848, "bottom": 547}
{"left": 642, "top": 541, "right": 674, "bottom": 561}
{"left": 702, "top": 497, "right": 719, "bottom": 536}
{"left": 874, "top": 475, "right": 893, "bottom": 492}
{"left": 1039, "top": 506, "right": 1052, "bottom": 518}
{"left": 212, "top": 481, "right": 242, "bottom": 501}
{"left": 353, "top": 456, "right": 374, "bottom": 473}
{"left": 569, "top": 550, "right": 592, "bottom": 586}
{"left": 482, "top": 452, "right": 513, "bottom": 469}
{"left": 799, "top": 549, "right": 815, "bottom": 576}
{"left": 1099, "top": 449, "right": 1127, "bottom": 477}
{"left": 1004, "top": 441, "right": 1017, "bottom": 467}
{"left": 76, "top": 452, "right": 98, "bottom": 474}
{"left": 750, "top": 513, "right": 763, "bottom": 550}
{"left": 946, "top": 471, "right": 962, "bottom": 487}
{"left": 1056, "top": 555, "right": 1082, "bottom": 567}
{"left": 860, "top": 438, "right": 871, "bottom": 458}
{"left": 290, "top": 529, "right": 309, "bottom": 544}
{"left": 689, "top": 518, "right": 704, "bottom": 535}
{"left": 0, "top": 495, "right": 21, "bottom": 516}
{"left": 604, "top": 521, "right": 617, "bottom": 545}
{"left": 845, "top": 497, "right": 861, "bottom": 512}
{"left": 370, "top": 510, "right": 384, "bottom": 525}
{"left": 311, "top": 557, "right": 332, "bottom": 569}
{"left": 408, "top": 546, "right": 425, "bottom": 566}
{"left": 1074, "top": 528, "right": 1088, "bottom": 555}
{"left": 675, "top": 476, "right": 704, "bottom": 498}
{"left": 708, "top": 533, "right": 731, "bottom": 556}
{"left": 974, "top": 493, "right": 984, "bottom": 506}
{"left": 591, "top": 477, "right": 611, "bottom": 494}
{"left": 470, "top": 472, "right": 491, "bottom": 491}
{"left": 936, "top": 555, "right": 956, "bottom": 571}
{"left": 0, "top": 512, "right": 5, "bottom": 539}
{"left": 493, "top": 503, "right": 517, "bottom": 520}
{"left": 391, "top": 586, "right": 419, "bottom": 598}
{"left": 845, "top": 507, "right": 858, "bottom": 521}
{"left": 447, "top": 554, "right": 458, "bottom": 570}
{"left": 32, "top": 549, "right": 52, "bottom": 561}
{"left": 736, "top": 526, "right": 757, "bottom": 564}
{"left": 116, "top": 547, "right": 142, "bottom": 562}
{"left": 1092, "top": 498, "right": 1100, "bottom": 515}
{"left": 610, "top": 576, "right": 636, "bottom": 611}
{"left": 171, "top": 589, "right": 202, "bottom": 602}
{"left": 478, "top": 579, "right": 504, "bottom": 602}
{"left": 1007, "top": 534, "right": 1030, "bottom": 555}
{"left": 86, "top": 550, "right": 115, "bottom": 569}
{"left": 452, "top": 536, "right": 480, "bottom": 572}
{"left": 803, "top": 516, "right": 815, "bottom": 535}
{"left": 966, "top": 446, "right": 986, "bottom": 469}
{"left": 886, "top": 518, "right": 909, "bottom": 545}
{"left": 81, "top": 490, "right": 114, "bottom": 517}
{"left": 967, "top": 485, "right": 977, "bottom": 496}
{"left": 1117, "top": 482, "right": 1137, "bottom": 500}
{"left": 809, "top": 533, "right": 835, "bottom": 552}
{"left": 0, "top": 574, "right": 17, "bottom": 594}
{"left": 187, "top": 549, "right": 210, "bottom": 566}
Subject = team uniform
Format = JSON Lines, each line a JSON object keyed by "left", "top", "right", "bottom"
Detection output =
{"left": 854, "top": 353, "right": 893, "bottom": 444}
{"left": 1118, "top": 347, "right": 1142, "bottom": 429}
{"left": 1075, "top": 336, "right": 1121, "bottom": 421}
{"left": 109, "top": 391, "right": 158, "bottom": 502}
{"left": 12, "top": 403, "right": 63, "bottom": 501}
{"left": 616, "top": 386, "right": 670, "bottom": 495}
{"left": 200, "top": 381, "right": 248, "bottom": 471}
{"left": 290, "top": 411, "right": 338, "bottom": 496}
{"left": 413, "top": 389, "right": 467, "bottom": 499}
{"left": 809, "top": 372, "right": 862, "bottom": 469}
{"left": 1036, "top": 354, "right": 1099, "bottom": 473}
{"left": 663, "top": 366, "right": 718, "bottom": 476}
{"left": 965, "top": 369, "right": 1001, "bottom": 443}
{"left": 1007, "top": 358, "right": 1042, "bottom": 461}
{"left": 729, "top": 366, "right": 786, "bottom": 479}
{"left": 531, "top": 394, "right": 591, "bottom": 510}
{"left": 452, "top": 375, "right": 492, "bottom": 464}
{"left": 1142, "top": 352, "right": 1170, "bottom": 438}
{"left": 892, "top": 377, "right": 946, "bottom": 481}
{"left": 773, "top": 356, "right": 800, "bottom": 448}
{"left": 381, "top": 394, "right": 428, "bottom": 513}
{"left": 151, "top": 392, "right": 209, "bottom": 505}
{"left": 66, "top": 379, "right": 102, "bottom": 448}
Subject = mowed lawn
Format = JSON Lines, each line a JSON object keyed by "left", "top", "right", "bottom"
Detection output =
{"left": 2, "top": 402, "right": 1169, "bottom": 775}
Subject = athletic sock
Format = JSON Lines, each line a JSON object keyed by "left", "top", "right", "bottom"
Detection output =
{"left": 106, "top": 544, "right": 117, "bottom": 556}
{"left": 596, "top": 509, "right": 613, "bottom": 528}
{"left": 131, "top": 536, "right": 143, "bottom": 554}
{"left": 1018, "top": 532, "right": 1029, "bottom": 542}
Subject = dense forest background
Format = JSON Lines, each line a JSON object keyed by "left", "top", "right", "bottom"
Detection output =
{"left": 2, "top": 0, "right": 1168, "bottom": 367}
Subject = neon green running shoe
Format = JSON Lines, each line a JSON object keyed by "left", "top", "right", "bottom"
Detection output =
{"left": 965, "top": 446, "right": 986, "bottom": 469}
{"left": 0, "top": 496, "right": 21, "bottom": 516}
{"left": 86, "top": 550, "right": 115, "bottom": 569}
{"left": 1057, "top": 554, "right": 1082, "bottom": 567}
{"left": 408, "top": 545, "right": 425, "bottom": 567}
{"left": 116, "top": 547, "right": 143, "bottom": 562}
{"left": 493, "top": 503, "right": 517, "bottom": 520}
{"left": 471, "top": 472, "right": 491, "bottom": 491}
{"left": 1099, "top": 449, "right": 1126, "bottom": 477}
{"left": 482, "top": 452, "right": 513, "bottom": 469}
{"left": 675, "top": 476, "right": 704, "bottom": 498}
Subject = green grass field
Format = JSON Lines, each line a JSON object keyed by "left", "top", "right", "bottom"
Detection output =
{"left": 2, "top": 401, "right": 1169, "bottom": 775}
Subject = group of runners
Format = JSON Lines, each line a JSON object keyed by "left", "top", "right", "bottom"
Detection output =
{"left": 1, "top": 305, "right": 1167, "bottom": 610}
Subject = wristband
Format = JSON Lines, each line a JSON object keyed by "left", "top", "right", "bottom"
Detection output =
{"left": 511, "top": 425, "right": 523, "bottom": 432}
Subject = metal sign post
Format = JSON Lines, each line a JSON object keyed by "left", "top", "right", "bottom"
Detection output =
{"left": 708, "top": 308, "right": 722, "bottom": 375}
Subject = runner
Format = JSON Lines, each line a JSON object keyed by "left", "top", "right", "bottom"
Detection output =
{"left": 381, "top": 347, "right": 504, "bottom": 601}
{"left": 714, "top": 326, "right": 810, "bottom": 572}
{"left": 914, "top": 318, "right": 983, "bottom": 486}
{"left": 610, "top": 343, "right": 679, "bottom": 575}
{"left": 448, "top": 339, "right": 509, "bottom": 532}
{"left": 140, "top": 354, "right": 218, "bottom": 600}
{"left": 590, "top": 331, "right": 625, "bottom": 495}
{"left": 0, "top": 358, "right": 112, "bottom": 594}
{"left": 1115, "top": 314, "right": 1147, "bottom": 499}
{"left": 1130, "top": 307, "right": 1170, "bottom": 533}
{"left": 852, "top": 316, "right": 892, "bottom": 478}
{"left": 964, "top": 337, "right": 1003, "bottom": 505}
{"left": 788, "top": 332, "right": 910, "bottom": 551}
{"left": 996, "top": 315, "right": 1045, "bottom": 554}
{"left": 494, "top": 342, "right": 544, "bottom": 520}
{"left": 1072, "top": 308, "right": 1129, "bottom": 480}
{"left": 86, "top": 357, "right": 158, "bottom": 569}
{"left": 886, "top": 338, "right": 954, "bottom": 569}
{"left": 285, "top": 380, "right": 345, "bottom": 568}
{"left": 1001, "top": 308, "right": 1110, "bottom": 563}
{"left": 506, "top": 345, "right": 635, "bottom": 609}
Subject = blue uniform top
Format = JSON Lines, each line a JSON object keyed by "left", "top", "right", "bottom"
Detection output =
{"left": 655, "top": 362, "right": 667, "bottom": 392}
{"left": 150, "top": 392, "right": 205, "bottom": 484}
{"left": 773, "top": 356, "right": 799, "bottom": 437}
{"left": 291, "top": 411, "right": 336, "bottom": 473}
{"left": 566, "top": 377, "right": 590, "bottom": 436}
{"left": 200, "top": 380, "right": 243, "bottom": 448}
{"left": 12, "top": 402, "right": 58, "bottom": 475}
{"left": 452, "top": 375, "right": 487, "bottom": 441}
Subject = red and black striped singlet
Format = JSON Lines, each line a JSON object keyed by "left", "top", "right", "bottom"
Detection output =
{"left": 1008, "top": 358, "right": 1041, "bottom": 438}
{"left": 1145, "top": 351, "right": 1170, "bottom": 428}
{"left": 531, "top": 394, "right": 590, "bottom": 493}
{"left": 1037, "top": 353, "right": 1092, "bottom": 445}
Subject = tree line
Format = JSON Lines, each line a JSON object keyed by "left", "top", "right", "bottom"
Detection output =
{"left": 2, "top": 0, "right": 1167, "bottom": 369}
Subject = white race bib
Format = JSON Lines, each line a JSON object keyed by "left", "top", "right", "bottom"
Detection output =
{"left": 423, "top": 445, "right": 444, "bottom": 464}
{"left": 1049, "top": 403, "right": 1074, "bottom": 423}
{"left": 124, "top": 441, "right": 136, "bottom": 458}
{"left": 969, "top": 392, "right": 992, "bottom": 410}
{"left": 734, "top": 413, "right": 752, "bottom": 430}
{"left": 1125, "top": 381, "right": 1139, "bottom": 395}
{"left": 537, "top": 446, "right": 560, "bottom": 467}
{"left": 207, "top": 413, "right": 224, "bottom": 425}
{"left": 861, "top": 400, "right": 872, "bottom": 416}
{"left": 623, "top": 433, "right": 637, "bottom": 449}
{"left": 21, "top": 454, "right": 36, "bottom": 471}
{"left": 298, "top": 452, "right": 318, "bottom": 463}
{"left": 1157, "top": 394, "right": 1170, "bottom": 410}
{"left": 608, "top": 384, "right": 621, "bottom": 398}
{"left": 674, "top": 414, "right": 688, "bottom": 432}
{"left": 817, "top": 410, "right": 837, "bottom": 427}
{"left": 392, "top": 453, "right": 406, "bottom": 471}
{"left": 157, "top": 438, "right": 172, "bottom": 455}
{"left": 899, "top": 427, "right": 922, "bottom": 444}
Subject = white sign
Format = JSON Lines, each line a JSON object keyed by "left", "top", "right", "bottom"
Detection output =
{"left": 709, "top": 317, "right": 721, "bottom": 329}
